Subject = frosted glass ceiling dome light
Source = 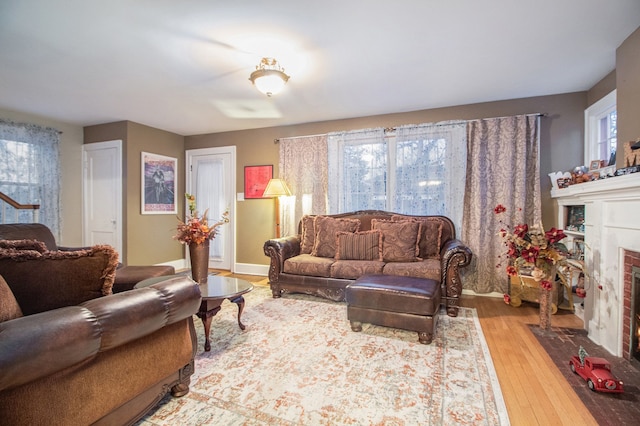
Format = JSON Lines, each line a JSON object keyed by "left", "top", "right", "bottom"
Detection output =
{"left": 249, "top": 57, "right": 290, "bottom": 97}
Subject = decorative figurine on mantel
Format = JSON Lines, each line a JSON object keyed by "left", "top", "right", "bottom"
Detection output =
{"left": 569, "top": 346, "right": 624, "bottom": 393}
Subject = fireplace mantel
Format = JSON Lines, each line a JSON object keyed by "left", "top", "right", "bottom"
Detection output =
{"left": 551, "top": 172, "right": 640, "bottom": 201}
{"left": 552, "top": 172, "right": 640, "bottom": 357}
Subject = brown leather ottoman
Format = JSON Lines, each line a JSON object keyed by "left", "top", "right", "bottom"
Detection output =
{"left": 345, "top": 274, "right": 441, "bottom": 344}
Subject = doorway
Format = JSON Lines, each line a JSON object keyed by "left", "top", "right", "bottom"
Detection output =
{"left": 82, "top": 140, "right": 123, "bottom": 255}
{"left": 186, "top": 146, "right": 236, "bottom": 271}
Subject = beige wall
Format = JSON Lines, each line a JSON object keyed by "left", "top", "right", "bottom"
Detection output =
{"left": 84, "top": 121, "right": 184, "bottom": 265}
{"left": 186, "top": 92, "right": 588, "bottom": 266}
{"left": 5, "top": 26, "right": 637, "bottom": 269}
{"left": 617, "top": 26, "right": 640, "bottom": 168}
{"left": 587, "top": 70, "right": 616, "bottom": 106}
{"left": 0, "top": 108, "right": 84, "bottom": 246}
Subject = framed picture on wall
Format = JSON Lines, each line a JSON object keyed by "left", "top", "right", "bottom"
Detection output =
{"left": 244, "top": 165, "right": 273, "bottom": 199}
{"left": 141, "top": 152, "right": 177, "bottom": 214}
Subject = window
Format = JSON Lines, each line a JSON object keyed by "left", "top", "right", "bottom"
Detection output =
{"left": 394, "top": 137, "right": 448, "bottom": 214}
{"left": 0, "top": 120, "right": 60, "bottom": 236}
{"left": 328, "top": 122, "right": 467, "bottom": 230}
{"left": 338, "top": 138, "right": 388, "bottom": 212}
{"left": 0, "top": 140, "right": 39, "bottom": 222}
{"left": 585, "top": 90, "right": 617, "bottom": 167}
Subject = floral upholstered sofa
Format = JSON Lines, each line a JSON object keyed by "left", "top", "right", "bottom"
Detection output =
{"left": 263, "top": 210, "right": 472, "bottom": 316}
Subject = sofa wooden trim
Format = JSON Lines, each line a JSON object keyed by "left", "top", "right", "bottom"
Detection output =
{"left": 264, "top": 210, "right": 472, "bottom": 316}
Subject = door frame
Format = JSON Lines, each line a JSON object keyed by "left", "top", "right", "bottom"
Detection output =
{"left": 186, "top": 146, "right": 236, "bottom": 271}
{"left": 81, "top": 140, "right": 123, "bottom": 255}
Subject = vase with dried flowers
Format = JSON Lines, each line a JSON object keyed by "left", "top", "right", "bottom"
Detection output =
{"left": 495, "top": 204, "right": 569, "bottom": 330}
{"left": 175, "top": 193, "right": 229, "bottom": 284}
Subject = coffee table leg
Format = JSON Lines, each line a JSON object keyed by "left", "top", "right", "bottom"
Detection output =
{"left": 196, "top": 300, "right": 223, "bottom": 352}
{"left": 229, "top": 295, "right": 246, "bottom": 330}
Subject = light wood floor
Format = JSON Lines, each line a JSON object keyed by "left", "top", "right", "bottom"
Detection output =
{"left": 221, "top": 272, "right": 596, "bottom": 425}
{"left": 461, "top": 294, "right": 597, "bottom": 425}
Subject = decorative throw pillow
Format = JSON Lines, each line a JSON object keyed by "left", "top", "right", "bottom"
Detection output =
{"left": 372, "top": 219, "right": 421, "bottom": 262}
{"left": 300, "top": 215, "right": 316, "bottom": 254}
{"left": 0, "top": 274, "right": 23, "bottom": 322}
{"left": 0, "top": 239, "right": 47, "bottom": 253}
{"left": 0, "top": 244, "right": 119, "bottom": 315}
{"left": 392, "top": 215, "right": 443, "bottom": 259}
{"left": 335, "top": 230, "right": 383, "bottom": 261}
{"left": 311, "top": 216, "right": 361, "bottom": 258}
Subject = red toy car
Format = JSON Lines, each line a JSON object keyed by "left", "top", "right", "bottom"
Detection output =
{"left": 569, "top": 355, "right": 624, "bottom": 393}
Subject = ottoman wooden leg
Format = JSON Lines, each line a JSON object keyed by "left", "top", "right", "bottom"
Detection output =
{"left": 350, "top": 321, "right": 362, "bottom": 332}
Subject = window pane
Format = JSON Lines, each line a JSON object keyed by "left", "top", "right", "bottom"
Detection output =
{"left": 596, "top": 110, "right": 617, "bottom": 162}
{"left": 0, "top": 139, "right": 41, "bottom": 222}
{"left": 609, "top": 110, "right": 617, "bottom": 156}
{"left": 342, "top": 142, "right": 386, "bottom": 211}
{"left": 598, "top": 116, "right": 608, "bottom": 160}
{"left": 395, "top": 138, "right": 446, "bottom": 214}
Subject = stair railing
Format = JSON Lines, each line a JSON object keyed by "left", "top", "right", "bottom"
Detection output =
{"left": 0, "top": 191, "right": 40, "bottom": 223}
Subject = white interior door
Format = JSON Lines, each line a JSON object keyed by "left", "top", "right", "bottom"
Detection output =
{"left": 186, "top": 146, "right": 235, "bottom": 271}
{"left": 82, "top": 140, "right": 122, "bottom": 255}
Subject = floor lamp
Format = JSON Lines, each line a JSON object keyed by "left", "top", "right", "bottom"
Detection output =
{"left": 262, "top": 178, "right": 291, "bottom": 238}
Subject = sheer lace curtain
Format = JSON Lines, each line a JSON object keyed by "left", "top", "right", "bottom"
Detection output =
{"left": 395, "top": 121, "right": 467, "bottom": 231}
{"left": 279, "top": 135, "right": 329, "bottom": 236}
{"left": 327, "top": 128, "right": 387, "bottom": 214}
{"left": 326, "top": 124, "right": 466, "bottom": 230}
{"left": 461, "top": 114, "right": 541, "bottom": 294}
{"left": 0, "top": 119, "right": 61, "bottom": 238}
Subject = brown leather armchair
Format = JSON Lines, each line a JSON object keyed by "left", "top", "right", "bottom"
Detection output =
{"left": 0, "top": 223, "right": 175, "bottom": 292}
{"left": 0, "top": 241, "right": 201, "bottom": 425}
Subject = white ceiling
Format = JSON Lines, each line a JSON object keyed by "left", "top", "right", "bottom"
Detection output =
{"left": 1, "top": 1, "right": 639, "bottom": 136}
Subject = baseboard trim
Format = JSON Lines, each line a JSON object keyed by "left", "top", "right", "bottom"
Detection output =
{"left": 462, "top": 289, "right": 503, "bottom": 298}
{"left": 234, "top": 263, "right": 269, "bottom": 276}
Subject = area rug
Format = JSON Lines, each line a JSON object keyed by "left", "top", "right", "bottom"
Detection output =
{"left": 529, "top": 325, "right": 640, "bottom": 426}
{"left": 137, "top": 286, "right": 510, "bottom": 425}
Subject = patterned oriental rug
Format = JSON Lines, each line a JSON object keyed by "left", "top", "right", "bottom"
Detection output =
{"left": 137, "top": 285, "right": 510, "bottom": 425}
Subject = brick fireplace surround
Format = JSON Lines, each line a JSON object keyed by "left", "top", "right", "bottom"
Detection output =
{"left": 552, "top": 172, "right": 640, "bottom": 357}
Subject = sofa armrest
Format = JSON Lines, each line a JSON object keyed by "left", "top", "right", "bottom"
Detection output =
{"left": 441, "top": 238, "right": 473, "bottom": 317}
{"left": 0, "top": 276, "right": 200, "bottom": 392}
{"left": 263, "top": 235, "right": 301, "bottom": 283}
{"left": 0, "top": 306, "right": 101, "bottom": 392}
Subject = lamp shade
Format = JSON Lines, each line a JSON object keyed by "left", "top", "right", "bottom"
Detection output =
{"left": 263, "top": 178, "right": 291, "bottom": 198}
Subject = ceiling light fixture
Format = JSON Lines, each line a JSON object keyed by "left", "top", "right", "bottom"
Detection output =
{"left": 249, "top": 57, "right": 290, "bottom": 97}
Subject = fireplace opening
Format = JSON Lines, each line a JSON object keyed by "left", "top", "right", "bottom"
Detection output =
{"left": 632, "top": 266, "right": 640, "bottom": 363}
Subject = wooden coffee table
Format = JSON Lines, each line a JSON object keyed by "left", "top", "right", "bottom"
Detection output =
{"left": 196, "top": 275, "right": 253, "bottom": 351}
